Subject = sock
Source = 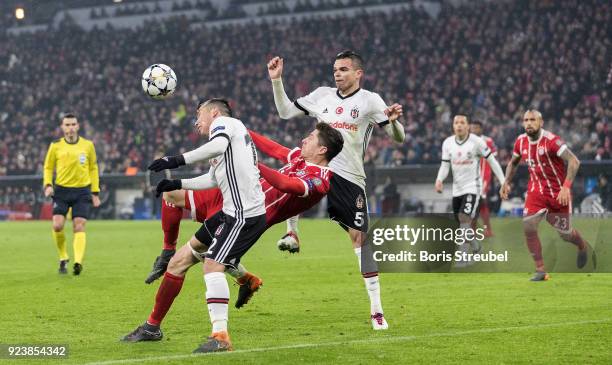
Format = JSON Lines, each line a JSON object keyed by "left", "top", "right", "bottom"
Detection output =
{"left": 480, "top": 203, "right": 492, "bottom": 232}
{"left": 459, "top": 222, "right": 476, "bottom": 250}
{"left": 73, "top": 232, "right": 86, "bottom": 264}
{"left": 225, "top": 263, "right": 248, "bottom": 280}
{"left": 525, "top": 230, "right": 545, "bottom": 271}
{"left": 147, "top": 272, "right": 185, "bottom": 326}
{"left": 204, "top": 272, "right": 229, "bottom": 333}
{"left": 287, "top": 215, "right": 299, "bottom": 233}
{"left": 162, "top": 199, "right": 183, "bottom": 250}
{"left": 52, "top": 230, "right": 68, "bottom": 260}
{"left": 565, "top": 229, "right": 586, "bottom": 250}
{"left": 355, "top": 247, "right": 383, "bottom": 314}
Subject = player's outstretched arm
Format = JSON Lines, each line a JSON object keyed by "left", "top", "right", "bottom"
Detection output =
{"left": 485, "top": 154, "right": 506, "bottom": 186}
{"left": 148, "top": 138, "right": 229, "bottom": 172}
{"left": 382, "top": 104, "right": 406, "bottom": 143}
{"left": 248, "top": 130, "right": 291, "bottom": 163}
{"left": 258, "top": 163, "right": 307, "bottom": 196}
{"left": 268, "top": 56, "right": 305, "bottom": 119}
{"left": 500, "top": 154, "right": 521, "bottom": 200}
{"left": 155, "top": 170, "right": 217, "bottom": 197}
{"left": 557, "top": 148, "right": 580, "bottom": 206}
{"left": 435, "top": 161, "right": 449, "bottom": 193}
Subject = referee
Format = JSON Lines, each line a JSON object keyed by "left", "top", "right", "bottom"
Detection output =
{"left": 43, "top": 113, "right": 100, "bottom": 275}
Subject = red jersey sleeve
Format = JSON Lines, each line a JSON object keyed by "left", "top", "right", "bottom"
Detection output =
{"left": 299, "top": 166, "right": 331, "bottom": 197}
{"left": 258, "top": 163, "right": 308, "bottom": 196}
{"left": 248, "top": 130, "right": 291, "bottom": 163}
{"left": 548, "top": 135, "right": 568, "bottom": 157}
{"left": 487, "top": 137, "right": 497, "bottom": 155}
{"left": 512, "top": 137, "right": 522, "bottom": 159}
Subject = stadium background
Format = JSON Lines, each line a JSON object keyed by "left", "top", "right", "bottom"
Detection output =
{"left": 0, "top": 0, "right": 610, "bottom": 219}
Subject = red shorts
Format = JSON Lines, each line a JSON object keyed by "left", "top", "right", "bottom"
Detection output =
{"left": 523, "top": 191, "right": 572, "bottom": 233}
{"left": 184, "top": 189, "right": 223, "bottom": 223}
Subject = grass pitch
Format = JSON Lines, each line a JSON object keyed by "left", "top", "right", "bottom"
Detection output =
{"left": 1, "top": 219, "right": 611, "bottom": 364}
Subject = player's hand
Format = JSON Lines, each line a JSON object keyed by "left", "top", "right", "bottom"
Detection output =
{"left": 434, "top": 180, "right": 443, "bottom": 193}
{"left": 156, "top": 179, "right": 182, "bottom": 198}
{"left": 44, "top": 185, "right": 54, "bottom": 198}
{"left": 92, "top": 194, "right": 101, "bottom": 208}
{"left": 500, "top": 183, "right": 511, "bottom": 200}
{"left": 557, "top": 187, "right": 571, "bottom": 206}
{"left": 384, "top": 103, "right": 403, "bottom": 122}
{"left": 148, "top": 155, "right": 185, "bottom": 172}
{"left": 267, "top": 56, "right": 284, "bottom": 80}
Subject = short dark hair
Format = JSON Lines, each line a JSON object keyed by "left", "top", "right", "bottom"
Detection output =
{"left": 60, "top": 113, "right": 77, "bottom": 124}
{"left": 335, "top": 50, "right": 364, "bottom": 71}
{"left": 315, "top": 122, "right": 344, "bottom": 162}
{"left": 470, "top": 120, "right": 483, "bottom": 127}
{"left": 197, "top": 98, "right": 233, "bottom": 117}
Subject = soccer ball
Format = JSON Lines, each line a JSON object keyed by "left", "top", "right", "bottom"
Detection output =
{"left": 141, "top": 64, "right": 177, "bottom": 99}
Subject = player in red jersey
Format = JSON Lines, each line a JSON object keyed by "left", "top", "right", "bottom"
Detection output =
{"left": 122, "top": 123, "right": 343, "bottom": 342}
{"left": 470, "top": 120, "right": 497, "bottom": 237}
{"left": 500, "top": 110, "right": 590, "bottom": 281}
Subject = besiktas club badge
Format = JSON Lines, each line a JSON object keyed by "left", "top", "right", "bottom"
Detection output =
{"left": 356, "top": 194, "right": 364, "bottom": 209}
{"left": 351, "top": 107, "right": 359, "bottom": 119}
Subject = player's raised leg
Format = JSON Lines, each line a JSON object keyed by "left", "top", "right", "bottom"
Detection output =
{"left": 546, "top": 212, "right": 589, "bottom": 269}
{"left": 277, "top": 215, "right": 300, "bottom": 253}
{"left": 145, "top": 190, "right": 186, "bottom": 284}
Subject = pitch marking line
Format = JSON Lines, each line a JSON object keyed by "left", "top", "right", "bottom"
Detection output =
{"left": 86, "top": 318, "right": 611, "bottom": 365}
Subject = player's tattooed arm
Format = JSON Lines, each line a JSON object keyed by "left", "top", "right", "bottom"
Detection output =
{"left": 383, "top": 104, "right": 405, "bottom": 143}
{"left": 559, "top": 148, "right": 581, "bottom": 184}
{"left": 557, "top": 148, "right": 580, "bottom": 206}
{"left": 500, "top": 154, "right": 521, "bottom": 200}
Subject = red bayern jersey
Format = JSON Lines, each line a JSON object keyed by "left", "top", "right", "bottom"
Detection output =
{"left": 479, "top": 135, "right": 497, "bottom": 195}
{"left": 262, "top": 147, "right": 331, "bottom": 226}
{"left": 512, "top": 129, "right": 567, "bottom": 198}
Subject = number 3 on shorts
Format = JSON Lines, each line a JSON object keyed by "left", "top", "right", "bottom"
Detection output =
{"left": 354, "top": 212, "right": 365, "bottom": 227}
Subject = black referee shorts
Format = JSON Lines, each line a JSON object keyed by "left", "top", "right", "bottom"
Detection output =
{"left": 195, "top": 210, "right": 267, "bottom": 269}
{"left": 52, "top": 185, "right": 93, "bottom": 219}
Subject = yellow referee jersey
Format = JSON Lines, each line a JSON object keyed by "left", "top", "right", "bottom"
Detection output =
{"left": 43, "top": 137, "right": 100, "bottom": 193}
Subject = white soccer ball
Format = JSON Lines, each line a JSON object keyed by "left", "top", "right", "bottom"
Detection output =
{"left": 141, "top": 64, "right": 177, "bottom": 99}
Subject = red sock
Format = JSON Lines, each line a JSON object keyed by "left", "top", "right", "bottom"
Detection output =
{"left": 162, "top": 199, "right": 182, "bottom": 250}
{"left": 147, "top": 272, "right": 185, "bottom": 326}
{"left": 565, "top": 229, "right": 586, "bottom": 250}
{"left": 525, "top": 230, "right": 545, "bottom": 271}
{"left": 480, "top": 203, "right": 492, "bottom": 232}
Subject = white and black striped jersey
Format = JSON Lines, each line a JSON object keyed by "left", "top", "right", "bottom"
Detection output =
{"left": 208, "top": 116, "right": 266, "bottom": 218}
{"left": 441, "top": 134, "right": 492, "bottom": 197}
{"left": 295, "top": 87, "right": 389, "bottom": 190}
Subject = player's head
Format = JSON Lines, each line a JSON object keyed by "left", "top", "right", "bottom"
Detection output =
{"left": 452, "top": 115, "right": 469, "bottom": 138}
{"left": 195, "top": 98, "right": 232, "bottom": 135}
{"left": 334, "top": 50, "right": 364, "bottom": 94}
{"left": 523, "top": 109, "right": 543, "bottom": 138}
{"left": 301, "top": 123, "right": 344, "bottom": 164}
{"left": 470, "top": 120, "right": 483, "bottom": 136}
{"left": 60, "top": 113, "right": 79, "bottom": 139}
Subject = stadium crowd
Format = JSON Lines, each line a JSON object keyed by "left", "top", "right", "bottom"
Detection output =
{"left": 0, "top": 0, "right": 609, "bottom": 178}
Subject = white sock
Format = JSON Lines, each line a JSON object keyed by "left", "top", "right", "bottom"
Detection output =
{"left": 355, "top": 247, "right": 383, "bottom": 314}
{"left": 224, "top": 263, "right": 247, "bottom": 279}
{"left": 204, "top": 272, "right": 229, "bottom": 333}
{"left": 459, "top": 222, "right": 474, "bottom": 250}
{"left": 354, "top": 247, "right": 362, "bottom": 271}
{"left": 364, "top": 275, "right": 383, "bottom": 315}
{"left": 287, "top": 215, "right": 299, "bottom": 234}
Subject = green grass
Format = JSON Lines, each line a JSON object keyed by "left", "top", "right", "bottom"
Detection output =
{"left": 0, "top": 219, "right": 611, "bottom": 364}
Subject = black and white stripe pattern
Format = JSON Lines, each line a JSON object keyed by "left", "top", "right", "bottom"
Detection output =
{"left": 362, "top": 124, "right": 374, "bottom": 160}
{"left": 213, "top": 144, "right": 246, "bottom": 263}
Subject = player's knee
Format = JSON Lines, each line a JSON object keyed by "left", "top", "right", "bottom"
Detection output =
{"left": 558, "top": 231, "right": 573, "bottom": 241}
{"left": 204, "top": 258, "right": 224, "bottom": 274}
{"left": 73, "top": 218, "right": 86, "bottom": 232}
{"left": 167, "top": 249, "right": 195, "bottom": 276}
{"left": 163, "top": 190, "right": 184, "bottom": 207}
{"left": 52, "top": 223, "right": 64, "bottom": 232}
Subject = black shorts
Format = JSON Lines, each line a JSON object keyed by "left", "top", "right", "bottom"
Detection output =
{"left": 52, "top": 185, "right": 92, "bottom": 219}
{"left": 328, "top": 174, "right": 369, "bottom": 232}
{"left": 452, "top": 194, "right": 481, "bottom": 220}
{"left": 194, "top": 211, "right": 267, "bottom": 268}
